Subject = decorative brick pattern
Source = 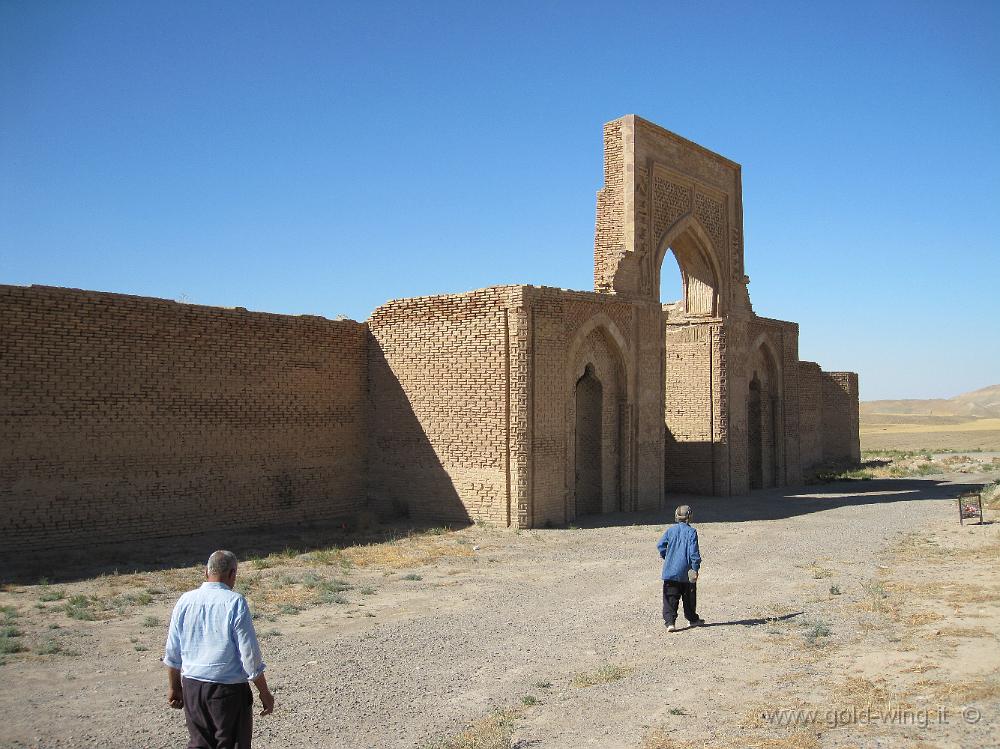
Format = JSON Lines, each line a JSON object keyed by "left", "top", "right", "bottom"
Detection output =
{"left": 521, "top": 286, "right": 641, "bottom": 525}
{"left": 694, "top": 192, "right": 727, "bottom": 254}
{"left": 664, "top": 320, "right": 721, "bottom": 495}
{"left": 653, "top": 174, "right": 692, "bottom": 241}
{"left": 366, "top": 287, "right": 521, "bottom": 526}
{"left": 635, "top": 167, "right": 654, "bottom": 297}
{"left": 0, "top": 285, "right": 366, "bottom": 556}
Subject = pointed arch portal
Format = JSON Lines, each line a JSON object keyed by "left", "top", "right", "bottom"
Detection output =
{"left": 656, "top": 217, "right": 722, "bottom": 314}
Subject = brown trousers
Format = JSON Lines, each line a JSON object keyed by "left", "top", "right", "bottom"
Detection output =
{"left": 182, "top": 677, "right": 253, "bottom": 749}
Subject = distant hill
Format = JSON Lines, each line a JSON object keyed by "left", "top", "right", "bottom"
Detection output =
{"left": 861, "top": 384, "right": 1000, "bottom": 423}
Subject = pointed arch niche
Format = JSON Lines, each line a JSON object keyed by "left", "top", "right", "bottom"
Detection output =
{"left": 746, "top": 337, "right": 783, "bottom": 489}
{"left": 656, "top": 216, "right": 722, "bottom": 315}
{"left": 564, "top": 316, "right": 633, "bottom": 521}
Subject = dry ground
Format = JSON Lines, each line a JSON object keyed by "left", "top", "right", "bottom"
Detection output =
{"left": 860, "top": 416, "right": 1000, "bottom": 452}
{"left": 1, "top": 473, "right": 998, "bottom": 749}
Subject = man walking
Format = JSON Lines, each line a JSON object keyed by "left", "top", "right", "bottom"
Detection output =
{"left": 164, "top": 550, "right": 275, "bottom": 748}
{"left": 657, "top": 505, "right": 705, "bottom": 632}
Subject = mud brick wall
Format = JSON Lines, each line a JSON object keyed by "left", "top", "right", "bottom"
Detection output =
{"left": 367, "top": 287, "right": 522, "bottom": 526}
{"left": 777, "top": 324, "right": 803, "bottom": 486}
{"left": 797, "top": 361, "right": 824, "bottom": 471}
{"left": 522, "top": 289, "right": 571, "bottom": 526}
{"left": 0, "top": 285, "right": 368, "bottom": 556}
{"left": 821, "top": 371, "right": 861, "bottom": 463}
{"left": 633, "top": 302, "right": 666, "bottom": 510}
{"left": 664, "top": 319, "right": 722, "bottom": 495}
{"left": 594, "top": 119, "right": 625, "bottom": 294}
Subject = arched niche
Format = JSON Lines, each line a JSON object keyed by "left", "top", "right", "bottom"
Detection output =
{"left": 656, "top": 216, "right": 723, "bottom": 316}
{"left": 746, "top": 337, "right": 782, "bottom": 489}
{"left": 564, "top": 317, "right": 631, "bottom": 520}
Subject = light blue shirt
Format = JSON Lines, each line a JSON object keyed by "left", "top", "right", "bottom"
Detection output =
{"left": 163, "top": 582, "right": 265, "bottom": 684}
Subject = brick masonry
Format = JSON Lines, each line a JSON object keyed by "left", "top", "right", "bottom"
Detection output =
{"left": 0, "top": 285, "right": 367, "bottom": 556}
{"left": 0, "top": 115, "right": 860, "bottom": 555}
{"left": 366, "top": 287, "right": 525, "bottom": 526}
{"left": 821, "top": 372, "right": 862, "bottom": 464}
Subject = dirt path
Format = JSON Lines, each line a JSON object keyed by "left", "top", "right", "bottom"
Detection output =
{"left": 1, "top": 474, "right": 997, "bottom": 749}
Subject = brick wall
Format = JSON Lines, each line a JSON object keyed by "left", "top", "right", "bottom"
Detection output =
{"left": 522, "top": 289, "right": 568, "bottom": 526}
{"left": 798, "top": 361, "right": 823, "bottom": 471}
{"left": 634, "top": 302, "right": 666, "bottom": 509}
{"left": 821, "top": 371, "right": 861, "bottom": 463}
{"left": 0, "top": 285, "right": 367, "bottom": 557}
{"left": 664, "top": 319, "right": 721, "bottom": 495}
{"left": 743, "top": 317, "right": 804, "bottom": 489}
{"left": 594, "top": 119, "right": 625, "bottom": 294}
{"left": 366, "top": 287, "right": 523, "bottom": 526}
{"left": 525, "top": 287, "right": 663, "bottom": 526}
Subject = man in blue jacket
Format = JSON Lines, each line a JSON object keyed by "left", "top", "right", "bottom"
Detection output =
{"left": 656, "top": 504, "right": 705, "bottom": 631}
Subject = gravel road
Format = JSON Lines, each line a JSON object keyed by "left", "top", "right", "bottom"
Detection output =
{"left": 1, "top": 473, "right": 990, "bottom": 748}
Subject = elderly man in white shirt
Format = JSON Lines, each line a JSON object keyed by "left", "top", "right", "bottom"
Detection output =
{"left": 164, "top": 550, "right": 275, "bottom": 749}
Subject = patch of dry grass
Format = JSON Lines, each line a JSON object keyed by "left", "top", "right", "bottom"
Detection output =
{"left": 571, "top": 663, "right": 635, "bottom": 688}
{"left": 808, "top": 566, "right": 832, "bottom": 579}
{"left": 340, "top": 534, "right": 473, "bottom": 569}
{"left": 903, "top": 611, "right": 944, "bottom": 626}
{"left": 893, "top": 533, "right": 948, "bottom": 561}
{"left": 740, "top": 701, "right": 810, "bottom": 731}
{"left": 744, "top": 736, "right": 820, "bottom": 749}
{"left": 644, "top": 727, "right": 819, "bottom": 749}
{"left": 900, "top": 662, "right": 938, "bottom": 674}
{"left": 428, "top": 708, "right": 519, "bottom": 749}
{"left": 837, "top": 676, "right": 913, "bottom": 714}
{"left": 888, "top": 578, "right": 999, "bottom": 605}
{"left": 859, "top": 580, "right": 900, "bottom": 620}
{"left": 892, "top": 528, "right": 1000, "bottom": 566}
{"left": 1, "top": 528, "right": 478, "bottom": 624}
{"left": 912, "top": 675, "right": 1000, "bottom": 704}
{"left": 983, "top": 481, "right": 1000, "bottom": 509}
{"left": 243, "top": 530, "right": 474, "bottom": 572}
{"left": 933, "top": 625, "right": 996, "bottom": 640}
{"left": 641, "top": 729, "right": 694, "bottom": 749}
{"left": 862, "top": 418, "right": 1000, "bottom": 435}
{"left": 809, "top": 450, "right": 998, "bottom": 482}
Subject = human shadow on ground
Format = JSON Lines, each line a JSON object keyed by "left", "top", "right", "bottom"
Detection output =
{"left": 573, "top": 475, "right": 989, "bottom": 529}
{"left": 695, "top": 611, "right": 804, "bottom": 629}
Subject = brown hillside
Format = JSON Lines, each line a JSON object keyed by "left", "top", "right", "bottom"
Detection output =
{"left": 861, "top": 383, "right": 1000, "bottom": 419}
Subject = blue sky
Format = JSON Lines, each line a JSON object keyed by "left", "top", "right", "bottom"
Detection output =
{"left": 2, "top": 1, "right": 997, "bottom": 400}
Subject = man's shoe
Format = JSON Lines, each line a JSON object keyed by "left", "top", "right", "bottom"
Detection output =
{"left": 688, "top": 618, "right": 706, "bottom": 626}
{"left": 665, "top": 623, "right": 676, "bottom": 632}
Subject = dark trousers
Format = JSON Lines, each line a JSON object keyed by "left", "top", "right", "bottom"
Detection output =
{"left": 662, "top": 579, "right": 698, "bottom": 624}
{"left": 182, "top": 677, "right": 253, "bottom": 749}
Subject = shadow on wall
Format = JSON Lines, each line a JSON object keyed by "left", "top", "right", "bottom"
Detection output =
{"left": 572, "top": 477, "right": 988, "bottom": 528}
{"left": 366, "top": 347, "right": 474, "bottom": 527}
{"left": 664, "top": 433, "right": 717, "bottom": 495}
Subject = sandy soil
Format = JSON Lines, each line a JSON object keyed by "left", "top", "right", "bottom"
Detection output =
{"left": 1, "top": 474, "right": 998, "bottom": 749}
{"left": 860, "top": 417, "right": 1000, "bottom": 452}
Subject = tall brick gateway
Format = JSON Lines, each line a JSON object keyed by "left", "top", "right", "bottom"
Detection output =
{"left": 1, "top": 116, "right": 859, "bottom": 556}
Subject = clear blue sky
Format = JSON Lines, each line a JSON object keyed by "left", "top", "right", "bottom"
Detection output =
{"left": 2, "top": 1, "right": 997, "bottom": 400}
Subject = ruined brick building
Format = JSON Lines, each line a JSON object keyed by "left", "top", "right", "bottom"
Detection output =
{"left": 1, "top": 116, "right": 859, "bottom": 556}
